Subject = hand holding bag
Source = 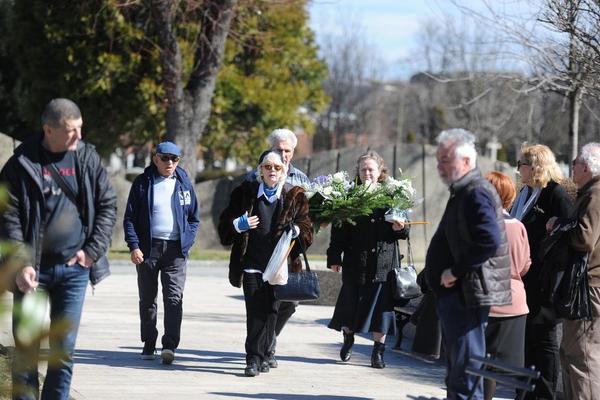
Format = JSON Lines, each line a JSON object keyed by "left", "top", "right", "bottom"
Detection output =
{"left": 263, "top": 229, "right": 293, "bottom": 285}
{"left": 390, "top": 237, "right": 421, "bottom": 301}
{"left": 273, "top": 235, "right": 320, "bottom": 301}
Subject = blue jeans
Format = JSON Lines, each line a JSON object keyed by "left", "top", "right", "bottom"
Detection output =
{"left": 437, "top": 291, "right": 489, "bottom": 400}
{"left": 12, "top": 263, "right": 89, "bottom": 400}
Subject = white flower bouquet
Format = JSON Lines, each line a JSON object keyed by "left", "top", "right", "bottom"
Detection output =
{"left": 301, "top": 171, "right": 418, "bottom": 231}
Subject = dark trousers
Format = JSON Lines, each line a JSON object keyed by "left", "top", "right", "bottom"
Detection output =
{"left": 137, "top": 239, "right": 186, "bottom": 350}
{"left": 243, "top": 272, "right": 279, "bottom": 364}
{"left": 524, "top": 318, "right": 559, "bottom": 400}
{"left": 267, "top": 300, "right": 298, "bottom": 355}
{"left": 12, "top": 263, "right": 89, "bottom": 400}
{"left": 437, "top": 291, "right": 489, "bottom": 400}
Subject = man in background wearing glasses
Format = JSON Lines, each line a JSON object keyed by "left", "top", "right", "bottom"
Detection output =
{"left": 124, "top": 141, "right": 200, "bottom": 365}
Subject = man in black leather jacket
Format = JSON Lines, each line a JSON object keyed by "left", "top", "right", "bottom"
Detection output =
{"left": 0, "top": 98, "right": 117, "bottom": 400}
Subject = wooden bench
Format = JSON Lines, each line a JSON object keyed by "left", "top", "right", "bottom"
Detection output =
{"left": 466, "top": 354, "right": 540, "bottom": 400}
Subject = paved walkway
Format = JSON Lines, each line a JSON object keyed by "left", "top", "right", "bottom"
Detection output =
{"left": 1, "top": 261, "right": 454, "bottom": 400}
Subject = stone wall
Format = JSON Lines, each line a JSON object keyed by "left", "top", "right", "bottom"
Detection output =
{"left": 0, "top": 132, "right": 513, "bottom": 261}
{"left": 190, "top": 143, "right": 512, "bottom": 260}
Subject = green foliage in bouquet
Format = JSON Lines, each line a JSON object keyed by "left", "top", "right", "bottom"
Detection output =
{"left": 301, "top": 172, "right": 416, "bottom": 231}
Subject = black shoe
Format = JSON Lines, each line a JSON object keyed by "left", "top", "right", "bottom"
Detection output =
{"left": 340, "top": 331, "right": 354, "bottom": 362}
{"left": 244, "top": 361, "right": 260, "bottom": 377}
{"left": 267, "top": 355, "right": 278, "bottom": 369}
{"left": 260, "top": 360, "right": 270, "bottom": 373}
{"left": 161, "top": 348, "right": 175, "bottom": 365}
{"left": 371, "top": 341, "right": 386, "bottom": 369}
{"left": 141, "top": 342, "right": 156, "bottom": 360}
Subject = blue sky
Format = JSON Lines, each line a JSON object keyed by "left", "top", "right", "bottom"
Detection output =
{"left": 309, "top": 0, "right": 447, "bottom": 61}
{"left": 308, "top": 0, "right": 541, "bottom": 79}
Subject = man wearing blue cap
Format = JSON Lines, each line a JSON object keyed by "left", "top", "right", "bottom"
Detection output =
{"left": 124, "top": 141, "right": 200, "bottom": 364}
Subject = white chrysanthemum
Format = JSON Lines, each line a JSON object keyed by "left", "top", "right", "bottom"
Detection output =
{"left": 332, "top": 171, "right": 346, "bottom": 183}
{"left": 322, "top": 186, "right": 333, "bottom": 196}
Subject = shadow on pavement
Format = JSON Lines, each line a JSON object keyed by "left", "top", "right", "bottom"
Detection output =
{"left": 406, "top": 397, "right": 445, "bottom": 400}
{"left": 314, "top": 342, "right": 446, "bottom": 388}
{"left": 73, "top": 347, "right": 336, "bottom": 374}
{"left": 210, "top": 393, "right": 374, "bottom": 400}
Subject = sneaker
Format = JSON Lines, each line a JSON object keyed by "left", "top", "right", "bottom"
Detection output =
{"left": 244, "top": 361, "right": 260, "bottom": 377}
{"left": 260, "top": 360, "right": 270, "bottom": 373}
{"left": 161, "top": 348, "right": 175, "bottom": 365}
{"left": 141, "top": 342, "right": 156, "bottom": 360}
{"left": 267, "top": 354, "right": 278, "bottom": 369}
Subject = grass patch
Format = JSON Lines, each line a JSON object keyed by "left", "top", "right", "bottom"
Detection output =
{"left": 109, "top": 248, "right": 232, "bottom": 261}
{"left": 109, "top": 248, "right": 327, "bottom": 262}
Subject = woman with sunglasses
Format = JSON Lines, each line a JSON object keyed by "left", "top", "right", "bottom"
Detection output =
{"left": 326, "top": 151, "right": 409, "bottom": 369}
{"left": 218, "top": 151, "right": 312, "bottom": 377}
{"left": 512, "top": 144, "right": 573, "bottom": 399}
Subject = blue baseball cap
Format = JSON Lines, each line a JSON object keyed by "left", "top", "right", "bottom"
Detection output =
{"left": 156, "top": 141, "right": 181, "bottom": 156}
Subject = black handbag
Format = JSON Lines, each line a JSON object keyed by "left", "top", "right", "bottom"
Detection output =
{"left": 390, "top": 237, "right": 421, "bottom": 301}
{"left": 273, "top": 236, "right": 320, "bottom": 302}
{"left": 539, "top": 219, "right": 592, "bottom": 321}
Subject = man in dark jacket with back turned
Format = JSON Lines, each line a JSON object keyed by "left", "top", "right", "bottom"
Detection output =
{"left": 425, "top": 128, "right": 511, "bottom": 400}
{"left": 0, "top": 98, "right": 117, "bottom": 400}
{"left": 123, "top": 141, "right": 200, "bottom": 365}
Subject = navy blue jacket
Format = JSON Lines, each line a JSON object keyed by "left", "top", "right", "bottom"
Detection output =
{"left": 123, "top": 164, "right": 200, "bottom": 258}
{"left": 425, "top": 169, "right": 511, "bottom": 306}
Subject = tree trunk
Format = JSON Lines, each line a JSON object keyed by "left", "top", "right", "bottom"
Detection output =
{"left": 569, "top": 85, "right": 582, "bottom": 167}
{"left": 153, "top": 0, "right": 238, "bottom": 182}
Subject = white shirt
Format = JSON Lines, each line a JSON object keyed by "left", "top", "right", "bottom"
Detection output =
{"left": 151, "top": 175, "right": 180, "bottom": 240}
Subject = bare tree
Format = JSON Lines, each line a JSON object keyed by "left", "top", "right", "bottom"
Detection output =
{"left": 151, "top": 0, "right": 238, "bottom": 181}
{"left": 453, "top": 0, "right": 600, "bottom": 162}
{"left": 314, "top": 19, "right": 385, "bottom": 150}
{"left": 406, "top": 14, "right": 530, "bottom": 152}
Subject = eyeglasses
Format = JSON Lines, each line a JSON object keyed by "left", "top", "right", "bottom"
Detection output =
{"left": 517, "top": 160, "right": 529, "bottom": 168}
{"left": 262, "top": 164, "right": 282, "bottom": 171}
{"left": 159, "top": 154, "right": 180, "bottom": 163}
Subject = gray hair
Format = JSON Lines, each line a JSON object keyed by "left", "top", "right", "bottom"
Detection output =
{"left": 579, "top": 142, "right": 600, "bottom": 177}
{"left": 436, "top": 128, "right": 478, "bottom": 168}
{"left": 268, "top": 128, "right": 297, "bottom": 149}
{"left": 255, "top": 151, "right": 288, "bottom": 184}
{"left": 41, "top": 98, "right": 82, "bottom": 128}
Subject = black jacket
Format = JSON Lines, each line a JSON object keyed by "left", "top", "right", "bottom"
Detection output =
{"left": 515, "top": 181, "right": 572, "bottom": 315}
{"left": 326, "top": 208, "right": 409, "bottom": 285}
{"left": 0, "top": 133, "right": 117, "bottom": 285}
{"left": 218, "top": 181, "right": 313, "bottom": 288}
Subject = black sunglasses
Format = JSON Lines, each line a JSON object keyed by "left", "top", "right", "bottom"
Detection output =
{"left": 517, "top": 160, "right": 529, "bottom": 168}
{"left": 159, "top": 154, "right": 180, "bottom": 163}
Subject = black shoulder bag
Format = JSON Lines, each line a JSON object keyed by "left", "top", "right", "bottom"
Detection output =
{"left": 273, "top": 234, "right": 320, "bottom": 301}
{"left": 539, "top": 220, "right": 592, "bottom": 321}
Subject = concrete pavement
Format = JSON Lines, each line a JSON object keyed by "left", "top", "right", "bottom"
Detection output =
{"left": 1, "top": 261, "right": 454, "bottom": 400}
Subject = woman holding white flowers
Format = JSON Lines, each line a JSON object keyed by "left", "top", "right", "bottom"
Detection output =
{"left": 327, "top": 151, "right": 409, "bottom": 369}
{"left": 218, "top": 151, "right": 312, "bottom": 377}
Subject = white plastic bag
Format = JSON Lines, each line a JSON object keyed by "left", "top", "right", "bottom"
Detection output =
{"left": 263, "top": 229, "right": 293, "bottom": 285}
